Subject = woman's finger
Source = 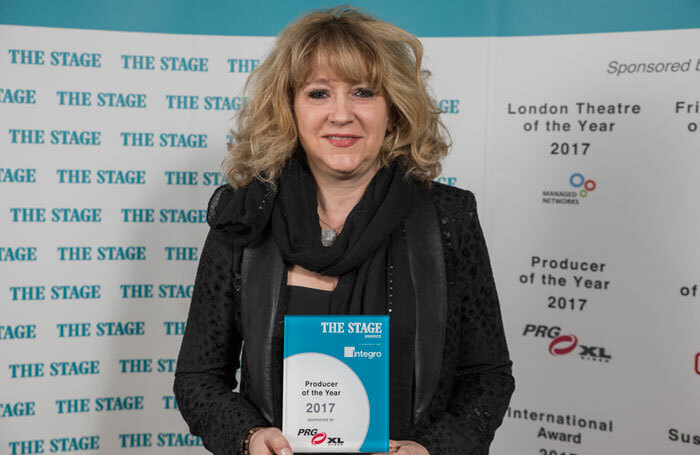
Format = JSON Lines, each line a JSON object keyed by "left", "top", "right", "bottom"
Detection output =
{"left": 265, "top": 430, "right": 293, "bottom": 455}
{"left": 368, "top": 440, "right": 401, "bottom": 455}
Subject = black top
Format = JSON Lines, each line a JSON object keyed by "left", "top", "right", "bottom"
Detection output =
{"left": 285, "top": 285, "right": 332, "bottom": 315}
{"left": 174, "top": 182, "right": 514, "bottom": 455}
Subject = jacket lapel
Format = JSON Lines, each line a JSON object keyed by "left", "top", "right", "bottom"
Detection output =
{"left": 405, "top": 188, "right": 448, "bottom": 426}
{"left": 241, "top": 232, "right": 285, "bottom": 424}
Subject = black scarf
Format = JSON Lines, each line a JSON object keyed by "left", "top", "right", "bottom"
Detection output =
{"left": 211, "top": 157, "right": 417, "bottom": 438}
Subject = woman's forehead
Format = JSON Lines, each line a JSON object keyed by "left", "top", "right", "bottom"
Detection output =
{"left": 301, "top": 67, "right": 363, "bottom": 85}
{"left": 296, "top": 56, "right": 375, "bottom": 89}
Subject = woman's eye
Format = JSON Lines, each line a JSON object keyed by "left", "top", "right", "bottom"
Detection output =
{"left": 308, "top": 90, "right": 327, "bottom": 99}
{"left": 354, "top": 88, "right": 375, "bottom": 98}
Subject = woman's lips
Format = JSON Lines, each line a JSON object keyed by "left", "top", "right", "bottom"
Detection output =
{"left": 323, "top": 135, "right": 361, "bottom": 147}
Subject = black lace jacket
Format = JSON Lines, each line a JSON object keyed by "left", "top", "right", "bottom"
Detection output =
{"left": 174, "top": 182, "right": 514, "bottom": 455}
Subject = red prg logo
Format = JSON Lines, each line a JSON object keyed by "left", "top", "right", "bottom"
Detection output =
{"left": 311, "top": 433, "right": 327, "bottom": 445}
{"left": 549, "top": 334, "right": 578, "bottom": 356}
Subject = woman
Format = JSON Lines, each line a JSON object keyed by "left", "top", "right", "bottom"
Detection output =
{"left": 174, "top": 7, "right": 514, "bottom": 455}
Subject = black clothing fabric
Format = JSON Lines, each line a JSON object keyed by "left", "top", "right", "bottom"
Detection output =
{"left": 210, "top": 158, "right": 415, "bottom": 314}
{"left": 285, "top": 285, "right": 331, "bottom": 314}
{"left": 174, "top": 181, "right": 515, "bottom": 455}
{"left": 210, "top": 159, "right": 417, "bottom": 437}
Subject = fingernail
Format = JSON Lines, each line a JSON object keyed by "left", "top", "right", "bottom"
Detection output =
{"left": 281, "top": 449, "right": 292, "bottom": 455}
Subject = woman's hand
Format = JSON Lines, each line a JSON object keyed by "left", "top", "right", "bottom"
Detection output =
{"left": 375, "top": 439, "right": 429, "bottom": 455}
{"left": 249, "top": 427, "right": 293, "bottom": 455}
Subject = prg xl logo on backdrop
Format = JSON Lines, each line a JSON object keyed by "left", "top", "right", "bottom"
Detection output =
{"left": 549, "top": 334, "right": 578, "bottom": 355}
{"left": 522, "top": 324, "right": 612, "bottom": 362}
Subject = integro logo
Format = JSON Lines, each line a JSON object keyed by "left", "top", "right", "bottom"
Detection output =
{"left": 523, "top": 324, "right": 611, "bottom": 362}
{"left": 542, "top": 173, "right": 597, "bottom": 205}
{"left": 344, "top": 346, "right": 382, "bottom": 359}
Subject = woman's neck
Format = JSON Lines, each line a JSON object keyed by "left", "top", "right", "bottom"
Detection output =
{"left": 314, "top": 166, "right": 379, "bottom": 229}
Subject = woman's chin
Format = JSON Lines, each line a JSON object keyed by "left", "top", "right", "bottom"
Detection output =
{"left": 321, "top": 159, "right": 379, "bottom": 180}
{"left": 328, "top": 165, "right": 361, "bottom": 176}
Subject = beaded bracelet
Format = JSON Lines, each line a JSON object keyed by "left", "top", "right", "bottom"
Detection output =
{"left": 242, "top": 427, "right": 264, "bottom": 455}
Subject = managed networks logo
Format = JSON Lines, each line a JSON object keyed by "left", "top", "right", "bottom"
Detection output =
{"left": 569, "top": 173, "right": 597, "bottom": 198}
{"left": 542, "top": 173, "right": 597, "bottom": 205}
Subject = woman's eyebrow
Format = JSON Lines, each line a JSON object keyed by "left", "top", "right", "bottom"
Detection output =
{"left": 305, "top": 78, "right": 332, "bottom": 86}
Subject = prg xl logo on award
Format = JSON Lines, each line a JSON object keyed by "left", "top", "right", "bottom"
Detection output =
{"left": 297, "top": 429, "right": 345, "bottom": 447}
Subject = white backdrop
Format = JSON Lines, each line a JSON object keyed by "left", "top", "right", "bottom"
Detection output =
{"left": 1, "top": 24, "right": 699, "bottom": 455}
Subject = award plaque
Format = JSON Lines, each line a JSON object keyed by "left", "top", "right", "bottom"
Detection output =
{"left": 283, "top": 315, "right": 389, "bottom": 453}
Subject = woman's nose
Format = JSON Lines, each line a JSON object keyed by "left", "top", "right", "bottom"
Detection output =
{"left": 328, "top": 96, "right": 353, "bottom": 124}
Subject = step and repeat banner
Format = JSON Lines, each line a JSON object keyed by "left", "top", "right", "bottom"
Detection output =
{"left": 484, "top": 29, "right": 700, "bottom": 455}
{"left": 1, "top": 2, "right": 699, "bottom": 455}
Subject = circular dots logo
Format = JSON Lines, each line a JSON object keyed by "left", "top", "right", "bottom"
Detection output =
{"left": 569, "top": 173, "right": 597, "bottom": 197}
{"left": 311, "top": 433, "right": 327, "bottom": 445}
{"left": 549, "top": 334, "right": 579, "bottom": 356}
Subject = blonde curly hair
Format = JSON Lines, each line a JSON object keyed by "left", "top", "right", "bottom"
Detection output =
{"left": 224, "top": 6, "right": 450, "bottom": 189}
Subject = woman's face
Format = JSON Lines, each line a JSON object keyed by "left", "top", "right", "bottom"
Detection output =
{"left": 294, "top": 66, "right": 390, "bottom": 182}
